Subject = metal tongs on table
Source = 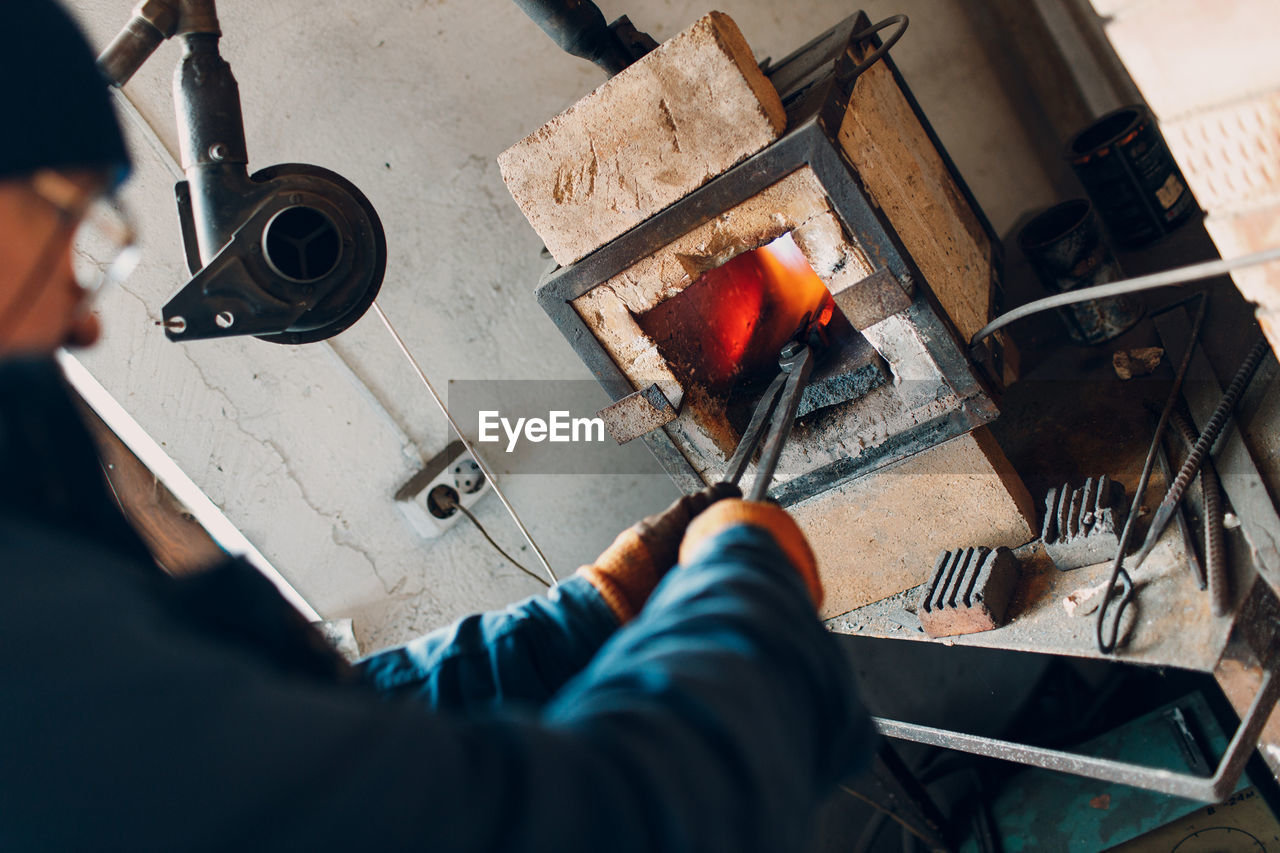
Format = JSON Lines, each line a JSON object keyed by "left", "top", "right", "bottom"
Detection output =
{"left": 718, "top": 340, "right": 816, "bottom": 501}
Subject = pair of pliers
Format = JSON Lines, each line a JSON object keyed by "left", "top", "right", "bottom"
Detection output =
{"left": 718, "top": 340, "right": 815, "bottom": 501}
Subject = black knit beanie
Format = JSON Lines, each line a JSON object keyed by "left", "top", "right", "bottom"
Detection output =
{"left": 0, "top": 0, "right": 130, "bottom": 185}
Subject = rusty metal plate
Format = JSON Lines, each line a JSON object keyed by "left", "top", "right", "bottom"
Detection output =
{"left": 597, "top": 383, "right": 680, "bottom": 444}
{"left": 830, "top": 267, "right": 913, "bottom": 331}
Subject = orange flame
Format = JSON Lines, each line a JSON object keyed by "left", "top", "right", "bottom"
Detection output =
{"left": 637, "top": 233, "right": 835, "bottom": 391}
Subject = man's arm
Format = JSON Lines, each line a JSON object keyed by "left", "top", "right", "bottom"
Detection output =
{"left": 3, "top": 511, "right": 872, "bottom": 852}
{"left": 536, "top": 524, "right": 874, "bottom": 851}
{"left": 357, "top": 484, "right": 737, "bottom": 713}
{"left": 355, "top": 574, "right": 620, "bottom": 712}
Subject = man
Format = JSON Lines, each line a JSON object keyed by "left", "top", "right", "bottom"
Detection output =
{"left": 0, "top": 2, "right": 873, "bottom": 849}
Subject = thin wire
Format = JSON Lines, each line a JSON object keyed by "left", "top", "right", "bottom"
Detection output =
{"left": 370, "top": 301, "right": 558, "bottom": 585}
{"left": 839, "top": 785, "right": 937, "bottom": 849}
{"left": 970, "top": 246, "right": 1280, "bottom": 348}
{"left": 451, "top": 500, "right": 549, "bottom": 588}
{"left": 1095, "top": 293, "right": 1207, "bottom": 654}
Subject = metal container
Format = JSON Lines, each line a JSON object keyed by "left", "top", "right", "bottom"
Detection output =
{"left": 1018, "top": 199, "right": 1144, "bottom": 345}
{"left": 1066, "top": 104, "right": 1196, "bottom": 247}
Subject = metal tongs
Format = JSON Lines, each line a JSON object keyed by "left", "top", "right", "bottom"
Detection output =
{"left": 718, "top": 340, "right": 815, "bottom": 501}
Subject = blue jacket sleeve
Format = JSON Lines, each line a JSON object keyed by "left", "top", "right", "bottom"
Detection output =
{"left": 533, "top": 524, "right": 877, "bottom": 850}
{"left": 355, "top": 575, "right": 620, "bottom": 712}
{"left": 4, "top": 523, "right": 874, "bottom": 852}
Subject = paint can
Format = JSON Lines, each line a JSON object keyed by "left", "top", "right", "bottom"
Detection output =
{"left": 1018, "top": 199, "right": 1144, "bottom": 345}
{"left": 1066, "top": 104, "right": 1196, "bottom": 247}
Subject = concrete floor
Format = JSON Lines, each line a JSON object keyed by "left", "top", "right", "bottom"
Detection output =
{"left": 66, "top": 0, "right": 1058, "bottom": 652}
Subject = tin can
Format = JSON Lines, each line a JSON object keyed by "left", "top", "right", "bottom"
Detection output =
{"left": 1066, "top": 105, "right": 1196, "bottom": 247}
{"left": 1018, "top": 199, "right": 1144, "bottom": 345}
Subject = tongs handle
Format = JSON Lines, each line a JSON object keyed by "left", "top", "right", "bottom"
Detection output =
{"left": 718, "top": 342, "right": 815, "bottom": 501}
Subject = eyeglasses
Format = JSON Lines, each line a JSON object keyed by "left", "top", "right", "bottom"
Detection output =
{"left": 28, "top": 170, "right": 141, "bottom": 297}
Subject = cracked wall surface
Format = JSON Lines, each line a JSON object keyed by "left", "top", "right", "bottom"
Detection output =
{"left": 66, "top": 0, "right": 1055, "bottom": 652}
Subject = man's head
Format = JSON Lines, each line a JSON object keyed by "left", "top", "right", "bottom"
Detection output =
{"left": 0, "top": 0, "right": 132, "bottom": 356}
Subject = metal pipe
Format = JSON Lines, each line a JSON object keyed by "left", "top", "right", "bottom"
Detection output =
{"left": 97, "top": 0, "right": 219, "bottom": 87}
{"left": 99, "top": 0, "right": 247, "bottom": 265}
{"left": 510, "top": 0, "right": 636, "bottom": 75}
{"left": 174, "top": 0, "right": 221, "bottom": 36}
{"left": 98, "top": 0, "right": 181, "bottom": 86}
{"left": 172, "top": 5, "right": 256, "bottom": 264}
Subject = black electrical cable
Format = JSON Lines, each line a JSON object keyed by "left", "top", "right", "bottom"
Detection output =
{"left": 443, "top": 495, "right": 550, "bottom": 588}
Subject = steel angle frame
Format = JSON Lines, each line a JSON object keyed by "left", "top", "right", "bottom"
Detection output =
{"left": 535, "top": 116, "right": 997, "bottom": 502}
{"left": 873, "top": 668, "right": 1278, "bottom": 802}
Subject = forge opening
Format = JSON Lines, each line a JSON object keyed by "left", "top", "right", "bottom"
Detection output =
{"left": 635, "top": 232, "right": 887, "bottom": 448}
{"left": 636, "top": 233, "right": 835, "bottom": 394}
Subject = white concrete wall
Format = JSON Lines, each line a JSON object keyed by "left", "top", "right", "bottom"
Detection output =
{"left": 65, "top": 0, "right": 1056, "bottom": 652}
{"left": 1092, "top": 0, "right": 1280, "bottom": 357}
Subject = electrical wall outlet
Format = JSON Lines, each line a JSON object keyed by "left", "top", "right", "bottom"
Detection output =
{"left": 394, "top": 440, "right": 491, "bottom": 538}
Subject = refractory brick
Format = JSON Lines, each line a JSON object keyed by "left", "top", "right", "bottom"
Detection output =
{"left": 917, "top": 546, "right": 1020, "bottom": 638}
{"left": 497, "top": 11, "right": 786, "bottom": 266}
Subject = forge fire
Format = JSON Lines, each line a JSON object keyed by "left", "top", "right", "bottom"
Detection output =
{"left": 635, "top": 233, "right": 836, "bottom": 393}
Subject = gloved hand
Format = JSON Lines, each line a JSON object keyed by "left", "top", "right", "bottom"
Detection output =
{"left": 679, "top": 499, "right": 823, "bottom": 610}
{"left": 578, "top": 482, "right": 740, "bottom": 622}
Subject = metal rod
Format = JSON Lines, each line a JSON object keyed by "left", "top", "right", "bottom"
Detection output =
{"left": 1133, "top": 335, "right": 1270, "bottom": 569}
{"left": 1150, "top": 420, "right": 1207, "bottom": 591}
{"left": 370, "top": 302, "right": 558, "bottom": 585}
{"left": 838, "top": 747, "right": 950, "bottom": 853}
{"left": 1167, "top": 407, "right": 1228, "bottom": 613}
{"left": 969, "top": 246, "right": 1280, "bottom": 348}
{"left": 873, "top": 667, "right": 1278, "bottom": 803}
{"left": 97, "top": 0, "right": 181, "bottom": 86}
{"left": 748, "top": 346, "right": 814, "bottom": 501}
{"left": 836, "top": 14, "right": 910, "bottom": 93}
{"left": 720, "top": 372, "right": 787, "bottom": 488}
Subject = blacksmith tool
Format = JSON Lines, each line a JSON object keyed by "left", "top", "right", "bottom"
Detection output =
{"left": 1131, "top": 335, "right": 1269, "bottom": 570}
{"left": 1149, "top": 414, "right": 1207, "bottom": 591}
{"left": 1095, "top": 294, "right": 1206, "bottom": 654}
{"left": 1166, "top": 407, "right": 1228, "bottom": 614}
{"left": 719, "top": 340, "right": 815, "bottom": 501}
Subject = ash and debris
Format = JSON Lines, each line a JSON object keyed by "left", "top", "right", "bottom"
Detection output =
{"left": 794, "top": 345, "right": 889, "bottom": 419}
{"left": 825, "top": 584, "right": 927, "bottom": 635}
{"left": 1112, "top": 347, "right": 1164, "bottom": 380}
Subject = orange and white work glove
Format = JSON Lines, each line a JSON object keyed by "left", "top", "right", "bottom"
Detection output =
{"left": 578, "top": 482, "right": 740, "bottom": 622}
{"left": 679, "top": 499, "right": 824, "bottom": 611}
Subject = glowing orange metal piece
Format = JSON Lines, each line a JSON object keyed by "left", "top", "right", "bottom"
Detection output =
{"left": 637, "top": 233, "right": 835, "bottom": 391}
